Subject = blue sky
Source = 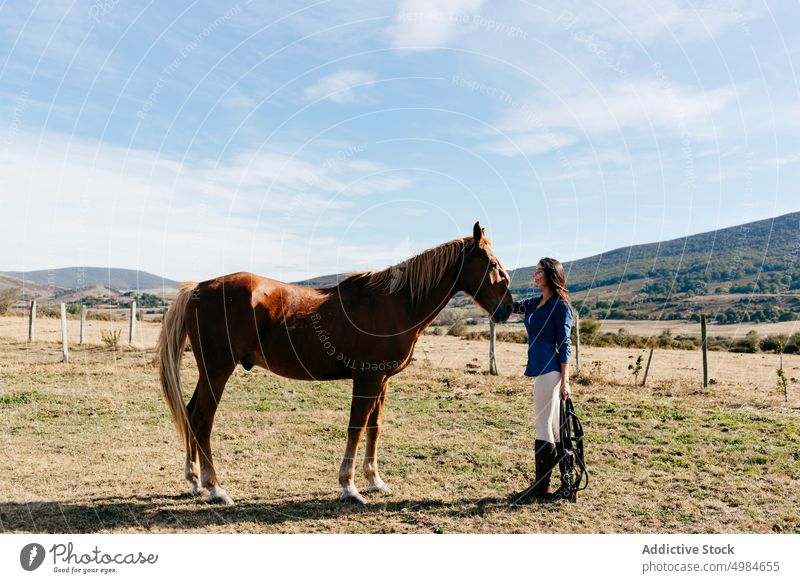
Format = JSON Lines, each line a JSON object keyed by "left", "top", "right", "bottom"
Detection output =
{"left": 1, "top": 0, "right": 798, "bottom": 284}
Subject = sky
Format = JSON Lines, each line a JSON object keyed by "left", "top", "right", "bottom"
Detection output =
{"left": 1, "top": 0, "right": 798, "bottom": 284}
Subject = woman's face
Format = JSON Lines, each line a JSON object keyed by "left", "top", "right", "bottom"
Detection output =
{"left": 533, "top": 263, "right": 547, "bottom": 289}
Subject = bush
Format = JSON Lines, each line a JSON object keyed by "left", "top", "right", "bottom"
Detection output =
{"left": 0, "top": 288, "right": 19, "bottom": 314}
{"left": 448, "top": 320, "right": 466, "bottom": 336}
{"left": 88, "top": 310, "right": 124, "bottom": 321}
{"left": 37, "top": 304, "right": 61, "bottom": 318}
{"left": 782, "top": 332, "right": 800, "bottom": 354}
{"left": 496, "top": 330, "right": 527, "bottom": 344}
{"left": 100, "top": 329, "right": 121, "bottom": 349}
{"left": 462, "top": 329, "right": 527, "bottom": 344}
{"left": 576, "top": 318, "right": 601, "bottom": 342}
{"left": 731, "top": 330, "right": 759, "bottom": 353}
{"left": 759, "top": 334, "right": 788, "bottom": 353}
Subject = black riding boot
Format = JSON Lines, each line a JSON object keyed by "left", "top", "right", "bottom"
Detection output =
{"left": 512, "top": 440, "right": 558, "bottom": 504}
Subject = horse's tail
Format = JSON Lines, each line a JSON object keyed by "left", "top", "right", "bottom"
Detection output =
{"left": 156, "top": 281, "right": 197, "bottom": 448}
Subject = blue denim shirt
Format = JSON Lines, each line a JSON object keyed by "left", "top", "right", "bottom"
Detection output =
{"left": 513, "top": 294, "right": 573, "bottom": 377}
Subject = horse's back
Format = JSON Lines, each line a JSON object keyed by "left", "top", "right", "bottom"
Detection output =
{"left": 184, "top": 272, "right": 345, "bottom": 378}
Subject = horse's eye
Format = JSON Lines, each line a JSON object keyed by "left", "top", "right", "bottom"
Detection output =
{"left": 489, "top": 262, "right": 497, "bottom": 269}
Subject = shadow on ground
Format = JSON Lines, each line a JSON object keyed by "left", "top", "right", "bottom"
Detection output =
{"left": 0, "top": 494, "right": 522, "bottom": 533}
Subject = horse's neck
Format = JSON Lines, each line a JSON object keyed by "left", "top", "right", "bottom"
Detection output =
{"left": 405, "top": 268, "right": 461, "bottom": 334}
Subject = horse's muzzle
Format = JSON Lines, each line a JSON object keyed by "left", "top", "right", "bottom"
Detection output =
{"left": 491, "top": 302, "right": 513, "bottom": 323}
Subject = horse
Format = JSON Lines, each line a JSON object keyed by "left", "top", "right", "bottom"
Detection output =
{"left": 156, "top": 221, "right": 514, "bottom": 505}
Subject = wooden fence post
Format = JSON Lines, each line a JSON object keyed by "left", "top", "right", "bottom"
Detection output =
{"left": 60, "top": 302, "right": 69, "bottom": 363}
{"left": 575, "top": 310, "right": 581, "bottom": 374}
{"left": 129, "top": 300, "right": 137, "bottom": 346}
{"left": 28, "top": 299, "right": 36, "bottom": 342}
{"left": 700, "top": 314, "right": 708, "bottom": 388}
{"left": 488, "top": 320, "right": 498, "bottom": 375}
{"left": 79, "top": 305, "right": 86, "bottom": 344}
{"left": 641, "top": 347, "right": 654, "bottom": 386}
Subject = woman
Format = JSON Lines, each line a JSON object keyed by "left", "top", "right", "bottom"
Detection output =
{"left": 512, "top": 257, "right": 574, "bottom": 503}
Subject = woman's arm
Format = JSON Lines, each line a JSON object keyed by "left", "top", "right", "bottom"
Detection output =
{"left": 511, "top": 297, "right": 531, "bottom": 314}
{"left": 556, "top": 302, "right": 574, "bottom": 399}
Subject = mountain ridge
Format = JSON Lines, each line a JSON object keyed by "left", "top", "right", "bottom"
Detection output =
{"left": 0, "top": 267, "right": 181, "bottom": 293}
{"left": 3, "top": 211, "right": 798, "bottom": 322}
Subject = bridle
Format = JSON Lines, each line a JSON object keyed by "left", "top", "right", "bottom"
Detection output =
{"left": 554, "top": 398, "right": 589, "bottom": 503}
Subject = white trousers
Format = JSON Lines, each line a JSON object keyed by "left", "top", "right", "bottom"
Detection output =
{"left": 534, "top": 370, "right": 561, "bottom": 443}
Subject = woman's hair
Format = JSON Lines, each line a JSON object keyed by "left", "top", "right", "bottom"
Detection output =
{"left": 539, "top": 257, "right": 571, "bottom": 306}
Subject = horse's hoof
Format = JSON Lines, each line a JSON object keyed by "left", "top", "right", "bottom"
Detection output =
{"left": 339, "top": 489, "right": 367, "bottom": 505}
{"left": 364, "top": 479, "right": 392, "bottom": 495}
{"left": 207, "top": 486, "right": 235, "bottom": 506}
{"left": 190, "top": 482, "right": 207, "bottom": 497}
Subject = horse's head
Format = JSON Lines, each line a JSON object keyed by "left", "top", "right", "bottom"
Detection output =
{"left": 457, "top": 221, "right": 514, "bottom": 323}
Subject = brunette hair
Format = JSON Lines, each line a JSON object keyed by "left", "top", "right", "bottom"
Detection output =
{"left": 538, "top": 257, "right": 571, "bottom": 307}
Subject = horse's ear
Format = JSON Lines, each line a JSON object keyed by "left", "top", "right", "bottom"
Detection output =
{"left": 473, "top": 221, "right": 484, "bottom": 246}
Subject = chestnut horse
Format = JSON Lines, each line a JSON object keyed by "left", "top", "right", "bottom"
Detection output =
{"left": 157, "top": 222, "right": 513, "bottom": 505}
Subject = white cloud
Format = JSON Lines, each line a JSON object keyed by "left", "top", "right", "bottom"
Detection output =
{"left": 555, "top": 0, "right": 755, "bottom": 44}
{"left": 388, "top": 0, "right": 484, "bottom": 50}
{"left": 303, "top": 70, "right": 376, "bottom": 104}
{"left": 496, "top": 79, "right": 737, "bottom": 140}
{"left": 773, "top": 152, "right": 800, "bottom": 168}
{"left": 476, "top": 132, "right": 578, "bottom": 157}
{"left": 220, "top": 87, "right": 259, "bottom": 110}
{"left": 0, "top": 132, "right": 412, "bottom": 281}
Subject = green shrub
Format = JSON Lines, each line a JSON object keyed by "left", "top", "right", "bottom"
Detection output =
{"left": 731, "top": 330, "right": 759, "bottom": 353}
{"left": 783, "top": 332, "right": 800, "bottom": 354}
{"left": 578, "top": 318, "right": 601, "bottom": 339}
{"left": 759, "top": 334, "right": 788, "bottom": 353}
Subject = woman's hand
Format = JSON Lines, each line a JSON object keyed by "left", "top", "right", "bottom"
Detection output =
{"left": 560, "top": 381, "right": 571, "bottom": 401}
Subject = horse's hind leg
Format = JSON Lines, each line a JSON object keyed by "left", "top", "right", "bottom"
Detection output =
{"left": 184, "top": 385, "right": 203, "bottom": 496}
{"left": 191, "top": 363, "right": 236, "bottom": 505}
{"left": 363, "top": 379, "right": 391, "bottom": 494}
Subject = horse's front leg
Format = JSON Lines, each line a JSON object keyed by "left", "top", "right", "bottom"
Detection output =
{"left": 363, "top": 380, "right": 391, "bottom": 494}
{"left": 339, "top": 374, "right": 383, "bottom": 504}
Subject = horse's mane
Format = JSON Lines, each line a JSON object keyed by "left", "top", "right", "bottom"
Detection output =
{"left": 343, "top": 234, "right": 492, "bottom": 305}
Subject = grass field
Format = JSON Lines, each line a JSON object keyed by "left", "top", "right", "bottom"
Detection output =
{"left": 1, "top": 317, "right": 799, "bottom": 534}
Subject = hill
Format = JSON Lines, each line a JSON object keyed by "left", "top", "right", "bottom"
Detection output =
{"left": 5, "top": 213, "right": 797, "bottom": 323}
{"left": 294, "top": 211, "right": 800, "bottom": 324}
{"left": 0, "top": 267, "right": 180, "bottom": 292}
{"left": 508, "top": 211, "right": 800, "bottom": 322}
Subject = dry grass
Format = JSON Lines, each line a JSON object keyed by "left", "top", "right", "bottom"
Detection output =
{"left": 0, "top": 328, "right": 798, "bottom": 534}
{"left": 0, "top": 315, "right": 159, "bottom": 347}
{"left": 470, "top": 318, "right": 800, "bottom": 340}
{"left": 597, "top": 319, "right": 800, "bottom": 340}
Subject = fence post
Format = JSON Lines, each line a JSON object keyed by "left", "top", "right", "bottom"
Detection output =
{"left": 79, "top": 305, "right": 86, "bottom": 344}
{"left": 28, "top": 299, "right": 36, "bottom": 342}
{"left": 129, "top": 300, "right": 137, "bottom": 346}
{"left": 60, "top": 302, "right": 69, "bottom": 363}
{"left": 700, "top": 314, "right": 708, "bottom": 388}
{"left": 575, "top": 310, "right": 581, "bottom": 375}
{"left": 488, "top": 320, "right": 498, "bottom": 375}
{"left": 641, "top": 347, "right": 654, "bottom": 386}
